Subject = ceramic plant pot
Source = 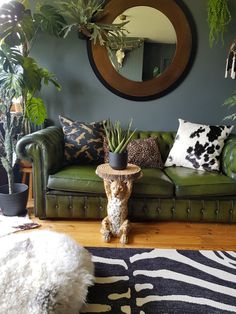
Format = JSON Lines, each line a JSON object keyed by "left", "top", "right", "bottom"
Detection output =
{"left": 0, "top": 183, "right": 28, "bottom": 216}
{"left": 109, "top": 151, "right": 128, "bottom": 170}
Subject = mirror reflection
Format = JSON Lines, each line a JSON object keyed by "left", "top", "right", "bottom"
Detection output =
{"left": 110, "top": 6, "right": 177, "bottom": 82}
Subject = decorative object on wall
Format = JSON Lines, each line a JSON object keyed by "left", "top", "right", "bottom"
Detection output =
{"left": 225, "top": 39, "right": 236, "bottom": 79}
{"left": 223, "top": 40, "right": 236, "bottom": 120}
{"left": 87, "top": 0, "right": 194, "bottom": 101}
{"left": 53, "top": 0, "right": 128, "bottom": 48}
{"left": 115, "top": 49, "right": 125, "bottom": 67}
{"left": 207, "top": 0, "right": 231, "bottom": 47}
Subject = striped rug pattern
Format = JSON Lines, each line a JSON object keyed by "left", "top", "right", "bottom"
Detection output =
{"left": 81, "top": 248, "right": 236, "bottom": 314}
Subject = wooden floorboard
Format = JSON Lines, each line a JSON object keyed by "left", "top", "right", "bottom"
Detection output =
{"left": 29, "top": 213, "right": 236, "bottom": 250}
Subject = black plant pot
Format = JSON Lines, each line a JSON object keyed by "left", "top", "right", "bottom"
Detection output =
{"left": 109, "top": 151, "right": 128, "bottom": 170}
{"left": 0, "top": 183, "right": 28, "bottom": 216}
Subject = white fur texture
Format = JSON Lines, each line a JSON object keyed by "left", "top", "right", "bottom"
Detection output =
{"left": 0, "top": 230, "right": 94, "bottom": 314}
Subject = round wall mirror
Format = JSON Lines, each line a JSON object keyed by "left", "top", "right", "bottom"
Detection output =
{"left": 87, "top": 0, "right": 193, "bottom": 101}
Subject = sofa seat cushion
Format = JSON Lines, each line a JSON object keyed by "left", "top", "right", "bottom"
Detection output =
{"left": 48, "top": 166, "right": 174, "bottom": 197}
{"left": 48, "top": 165, "right": 105, "bottom": 194}
{"left": 164, "top": 167, "right": 236, "bottom": 198}
{"left": 132, "top": 168, "right": 174, "bottom": 197}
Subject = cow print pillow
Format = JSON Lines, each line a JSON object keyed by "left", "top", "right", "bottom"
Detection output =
{"left": 165, "top": 119, "right": 233, "bottom": 171}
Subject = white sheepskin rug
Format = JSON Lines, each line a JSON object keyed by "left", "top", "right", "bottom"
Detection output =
{"left": 0, "top": 230, "right": 94, "bottom": 314}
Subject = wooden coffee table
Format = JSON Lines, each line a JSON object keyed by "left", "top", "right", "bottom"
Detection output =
{"left": 96, "top": 163, "right": 142, "bottom": 244}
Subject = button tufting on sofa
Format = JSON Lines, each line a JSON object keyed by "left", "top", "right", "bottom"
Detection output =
{"left": 16, "top": 126, "right": 236, "bottom": 223}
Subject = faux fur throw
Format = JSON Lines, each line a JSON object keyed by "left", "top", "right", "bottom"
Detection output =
{"left": 0, "top": 230, "right": 94, "bottom": 314}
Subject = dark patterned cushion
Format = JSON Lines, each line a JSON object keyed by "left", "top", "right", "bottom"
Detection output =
{"left": 103, "top": 137, "right": 163, "bottom": 168}
{"left": 165, "top": 119, "right": 233, "bottom": 171}
{"left": 59, "top": 115, "right": 105, "bottom": 164}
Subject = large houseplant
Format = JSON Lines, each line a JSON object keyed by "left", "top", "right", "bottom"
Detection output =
{"left": 103, "top": 119, "right": 136, "bottom": 170}
{"left": 0, "top": 0, "right": 127, "bottom": 215}
{"left": 0, "top": 0, "right": 63, "bottom": 215}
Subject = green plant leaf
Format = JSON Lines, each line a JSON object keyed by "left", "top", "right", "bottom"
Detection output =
{"left": 22, "top": 56, "right": 42, "bottom": 92}
{"left": 0, "top": 1, "right": 36, "bottom": 46}
{"left": 224, "top": 113, "right": 236, "bottom": 121}
{"left": 0, "top": 104, "right": 7, "bottom": 113}
{"left": 223, "top": 93, "right": 236, "bottom": 108}
{"left": 35, "top": 5, "right": 67, "bottom": 38}
{"left": 0, "top": 72, "right": 24, "bottom": 99}
{"left": 39, "top": 68, "right": 61, "bottom": 91}
{"left": 0, "top": 43, "right": 23, "bottom": 73}
{"left": 26, "top": 96, "right": 47, "bottom": 125}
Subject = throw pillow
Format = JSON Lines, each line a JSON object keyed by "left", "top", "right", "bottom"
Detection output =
{"left": 59, "top": 115, "right": 105, "bottom": 164}
{"left": 165, "top": 119, "right": 233, "bottom": 171}
{"left": 103, "top": 137, "right": 163, "bottom": 168}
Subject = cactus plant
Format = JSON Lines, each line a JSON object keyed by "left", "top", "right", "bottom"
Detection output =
{"left": 103, "top": 119, "right": 136, "bottom": 153}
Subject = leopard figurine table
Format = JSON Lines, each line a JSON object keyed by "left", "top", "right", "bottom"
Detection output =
{"left": 96, "top": 163, "right": 142, "bottom": 244}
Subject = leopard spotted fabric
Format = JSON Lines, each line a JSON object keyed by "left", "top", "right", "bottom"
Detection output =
{"left": 103, "top": 137, "right": 163, "bottom": 168}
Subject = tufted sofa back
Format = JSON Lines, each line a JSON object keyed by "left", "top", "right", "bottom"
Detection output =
{"left": 132, "top": 131, "right": 176, "bottom": 163}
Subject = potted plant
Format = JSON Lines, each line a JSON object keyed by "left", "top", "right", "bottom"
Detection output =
{"left": 53, "top": 0, "right": 128, "bottom": 47}
{"left": 103, "top": 119, "right": 136, "bottom": 170}
{"left": 0, "top": 1, "right": 63, "bottom": 216}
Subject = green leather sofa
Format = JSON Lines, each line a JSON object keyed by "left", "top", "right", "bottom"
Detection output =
{"left": 16, "top": 126, "right": 236, "bottom": 222}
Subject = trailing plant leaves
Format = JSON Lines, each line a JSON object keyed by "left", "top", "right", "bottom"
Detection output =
{"left": 208, "top": 0, "right": 231, "bottom": 47}
{"left": 26, "top": 96, "right": 47, "bottom": 125}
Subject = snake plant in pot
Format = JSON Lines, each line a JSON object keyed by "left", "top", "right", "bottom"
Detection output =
{"left": 0, "top": 1, "right": 63, "bottom": 216}
{"left": 104, "top": 119, "right": 136, "bottom": 170}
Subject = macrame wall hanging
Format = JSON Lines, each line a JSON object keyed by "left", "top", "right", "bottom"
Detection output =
{"left": 225, "top": 39, "right": 236, "bottom": 79}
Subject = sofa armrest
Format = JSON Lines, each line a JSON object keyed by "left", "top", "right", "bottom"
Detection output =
{"left": 221, "top": 135, "right": 236, "bottom": 180}
{"left": 16, "top": 126, "right": 64, "bottom": 217}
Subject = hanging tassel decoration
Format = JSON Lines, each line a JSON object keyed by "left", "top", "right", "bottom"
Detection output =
{"left": 231, "top": 53, "right": 236, "bottom": 79}
{"left": 225, "top": 39, "right": 236, "bottom": 79}
{"left": 225, "top": 57, "right": 229, "bottom": 78}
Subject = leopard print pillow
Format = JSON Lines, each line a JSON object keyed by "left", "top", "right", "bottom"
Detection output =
{"left": 59, "top": 115, "right": 105, "bottom": 165}
{"left": 103, "top": 137, "right": 163, "bottom": 168}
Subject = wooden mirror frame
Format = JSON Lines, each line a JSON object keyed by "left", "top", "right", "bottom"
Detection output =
{"left": 87, "top": 0, "right": 194, "bottom": 101}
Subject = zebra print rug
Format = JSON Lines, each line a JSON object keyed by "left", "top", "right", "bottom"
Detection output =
{"left": 81, "top": 247, "right": 236, "bottom": 314}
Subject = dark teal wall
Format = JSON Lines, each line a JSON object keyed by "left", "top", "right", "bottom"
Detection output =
{"left": 33, "top": 0, "right": 236, "bottom": 131}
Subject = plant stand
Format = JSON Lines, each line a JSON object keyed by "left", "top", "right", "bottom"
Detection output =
{"left": 96, "top": 163, "right": 142, "bottom": 244}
